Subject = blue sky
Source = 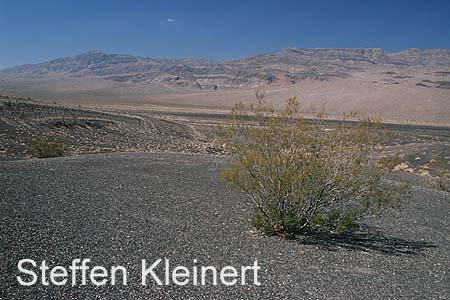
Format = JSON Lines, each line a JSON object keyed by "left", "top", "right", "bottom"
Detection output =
{"left": 1, "top": 0, "right": 450, "bottom": 68}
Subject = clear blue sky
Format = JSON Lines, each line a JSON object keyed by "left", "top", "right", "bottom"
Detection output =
{"left": 1, "top": 0, "right": 450, "bottom": 68}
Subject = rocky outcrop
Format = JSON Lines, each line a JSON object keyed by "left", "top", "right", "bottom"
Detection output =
{"left": 388, "top": 48, "right": 450, "bottom": 67}
{"left": 269, "top": 48, "right": 388, "bottom": 64}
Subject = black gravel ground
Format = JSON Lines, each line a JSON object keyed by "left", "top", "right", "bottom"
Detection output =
{"left": 1, "top": 153, "right": 449, "bottom": 299}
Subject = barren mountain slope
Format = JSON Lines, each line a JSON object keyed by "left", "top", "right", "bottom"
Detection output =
{"left": 1, "top": 48, "right": 450, "bottom": 124}
{"left": 3, "top": 48, "right": 450, "bottom": 90}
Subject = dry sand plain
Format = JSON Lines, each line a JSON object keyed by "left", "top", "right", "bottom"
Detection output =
{"left": 1, "top": 65, "right": 450, "bottom": 125}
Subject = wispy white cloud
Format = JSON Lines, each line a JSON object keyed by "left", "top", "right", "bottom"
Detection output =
{"left": 160, "top": 18, "right": 176, "bottom": 24}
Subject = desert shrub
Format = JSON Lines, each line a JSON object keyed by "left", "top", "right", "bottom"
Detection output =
{"left": 377, "top": 155, "right": 403, "bottom": 171}
{"left": 429, "top": 158, "right": 450, "bottom": 192}
{"left": 221, "top": 91, "right": 406, "bottom": 235}
{"left": 30, "top": 139, "right": 66, "bottom": 158}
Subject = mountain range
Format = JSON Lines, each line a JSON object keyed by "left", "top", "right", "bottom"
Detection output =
{"left": 1, "top": 48, "right": 450, "bottom": 125}
{"left": 2, "top": 48, "right": 450, "bottom": 90}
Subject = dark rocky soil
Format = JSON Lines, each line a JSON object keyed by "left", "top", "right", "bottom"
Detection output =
{"left": 1, "top": 153, "right": 449, "bottom": 299}
{"left": 0, "top": 96, "right": 222, "bottom": 160}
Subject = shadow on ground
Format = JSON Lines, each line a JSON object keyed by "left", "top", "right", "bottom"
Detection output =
{"left": 296, "top": 228, "right": 436, "bottom": 256}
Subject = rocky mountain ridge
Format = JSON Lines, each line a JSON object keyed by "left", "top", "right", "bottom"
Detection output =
{"left": 2, "top": 48, "right": 450, "bottom": 90}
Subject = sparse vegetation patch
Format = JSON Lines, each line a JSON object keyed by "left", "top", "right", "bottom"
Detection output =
{"left": 222, "top": 92, "right": 407, "bottom": 236}
{"left": 429, "top": 158, "right": 450, "bottom": 192}
{"left": 30, "top": 139, "right": 66, "bottom": 158}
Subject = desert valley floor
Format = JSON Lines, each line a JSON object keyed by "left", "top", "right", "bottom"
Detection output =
{"left": 1, "top": 47, "right": 450, "bottom": 299}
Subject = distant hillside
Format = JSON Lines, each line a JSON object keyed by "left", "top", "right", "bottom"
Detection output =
{"left": 1, "top": 48, "right": 450, "bottom": 125}
{"left": 2, "top": 48, "right": 450, "bottom": 90}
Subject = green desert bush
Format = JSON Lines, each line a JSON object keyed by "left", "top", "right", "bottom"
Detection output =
{"left": 222, "top": 91, "right": 406, "bottom": 235}
{"left": 30, "top": 139, "right": 66, "bottom": 158}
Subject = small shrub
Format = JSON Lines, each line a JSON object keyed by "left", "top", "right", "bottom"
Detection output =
{"left": 377, "top": 155, "right": 403, "bottom": 171}
{"left": 30, "top": 139, "right": 66, "bottom": 158}
{"left": 429, "top": 158, "right": 450, "bottom": 192}
{"left": 221, "top": 91, "right": 406, "bottom": 235}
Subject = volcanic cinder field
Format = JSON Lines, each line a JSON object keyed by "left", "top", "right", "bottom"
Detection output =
{"left": 1, "top": 153, "right": 450, "bottom": 299}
